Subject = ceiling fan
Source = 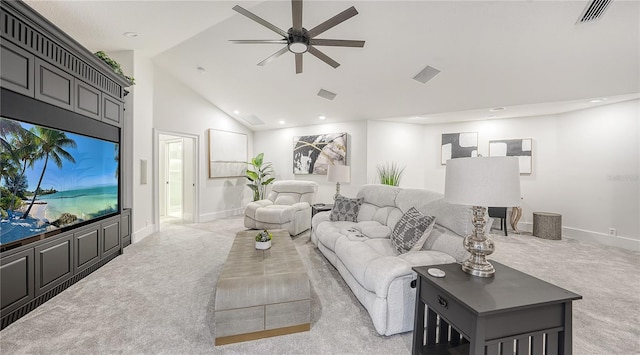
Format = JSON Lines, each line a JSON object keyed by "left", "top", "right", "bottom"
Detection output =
{"left": 230, "top": 0, "right": 365, "bottom": 74}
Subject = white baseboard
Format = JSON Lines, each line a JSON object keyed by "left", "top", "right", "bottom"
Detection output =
{"left": 199, "top": 208, "right": 244, "bottom": 223}
{"left": 132, "top": 224, "right": 156, "bottom": 244}
{"left": 516, "top": 222, "right": 639, "bottom": 252}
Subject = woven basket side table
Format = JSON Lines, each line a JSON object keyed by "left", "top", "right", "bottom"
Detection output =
{"left": 533, "top": 212, "right": 562, "bottom": 240}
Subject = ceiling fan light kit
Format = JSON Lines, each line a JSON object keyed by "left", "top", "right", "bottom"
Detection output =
{"left": 230, "top": 0, "right": 365, "bottom": 74}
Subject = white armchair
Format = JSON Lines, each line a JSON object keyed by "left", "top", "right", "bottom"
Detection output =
{"left": 244, "top": 180, "right": 318, "bottom": 236}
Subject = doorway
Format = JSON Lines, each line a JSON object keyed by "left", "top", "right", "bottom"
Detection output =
{"left": 157, "top": 132, "right": 197, "bottom": 225}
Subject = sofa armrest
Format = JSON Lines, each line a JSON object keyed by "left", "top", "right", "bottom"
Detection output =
{"left": 245, "top": 199, "right": 273, "bottom": 218}
{"left": 291, "top": 202, "right": 311, "bottom": 210}
{"left": 312, "top": 210, "right": 331, "bottom": 229}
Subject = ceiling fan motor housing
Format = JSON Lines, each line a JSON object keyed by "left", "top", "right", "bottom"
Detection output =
{"left": 288, "top": 27, "right": 309, "bottom": 53}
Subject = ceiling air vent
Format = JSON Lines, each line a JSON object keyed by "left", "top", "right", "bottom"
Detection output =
{"left": 317, "top": 89, "right": 337, "bottom": 101}
{"left": 413, "top": 65, "right": 441, "bottom": 84}
{"left": 577, "top": 0, "right": 612, "bottom": 23}
{"left": 241, "top": 114, "right": 264, "bottom": 126}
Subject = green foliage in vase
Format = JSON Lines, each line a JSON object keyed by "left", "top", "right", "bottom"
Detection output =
{"left": 255, "top": 230, "right": 273, "bottom": 242}
{"left": 377, "top": 162, "right": 405, "bottom": 186}
{"left": 245, "top": 153, "right": 275, "bottom": 201}
{"left": 94, "top": 51, "right": 135, "bottom": 85}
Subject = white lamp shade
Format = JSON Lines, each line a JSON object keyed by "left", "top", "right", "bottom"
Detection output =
{"left": 444, "top": 157, "right": 521, "bottom": 207}
{"left": 327, "top": 165, "right": 351, "bottom": 183}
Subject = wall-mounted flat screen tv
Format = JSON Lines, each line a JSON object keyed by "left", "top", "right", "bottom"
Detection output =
{"left": 1, "top": 117, "right": 119, "bottom": 247}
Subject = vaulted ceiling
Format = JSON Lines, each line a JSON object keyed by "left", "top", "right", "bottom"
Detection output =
{"left": 25, "top": 0, "right": 640, "bottom": 130}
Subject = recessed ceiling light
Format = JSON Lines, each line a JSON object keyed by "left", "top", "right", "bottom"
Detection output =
{"left": 489, "top": 107, "right": 506, "bottom": 112}
{"left": 318, "top": 115, "right": 326, "bottom": 120}
{"left": 197, "top": 67, "right": 206, "bottom": 74}
{"left": 589, "top": 98, "right": 607, "bottom": 103}
{"left": 123, "top": 32, "right": 138, "bottom": 38}
{"left": 233, "top": 110, "right": 240, "bottom": 114}
{"left": 278, "top": 120, "right": 286, "bottom": 125}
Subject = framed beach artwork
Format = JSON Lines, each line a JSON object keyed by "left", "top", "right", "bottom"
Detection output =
{"left": 441, "top": 132, "right": 478, "bottom": 165}
{"left": 208, "top": 129, "right": 248, "bottom": 178}
{"left": 293, "top": 132, "right": 347, "bottom": 175}
{"left": 489, "top": 138, "right": 533, "bottom": 174}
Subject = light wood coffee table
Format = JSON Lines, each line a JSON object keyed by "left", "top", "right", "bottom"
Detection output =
{"left": 214, "top": 229, "right": 310, "bottom": 345}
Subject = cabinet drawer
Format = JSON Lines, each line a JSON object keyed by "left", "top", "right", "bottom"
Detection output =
{"left": 420, "top": 279, "right": 473, "bottom": 337}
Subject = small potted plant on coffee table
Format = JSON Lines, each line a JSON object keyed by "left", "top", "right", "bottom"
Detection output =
{"left": 255, "top": 230, "right": 273, "bottom": 250}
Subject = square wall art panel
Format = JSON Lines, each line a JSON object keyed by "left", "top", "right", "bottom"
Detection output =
{"left": 441, "top": 132, "right": 478, "bottom": 165}
{"left": 489, "top": 138, "right": 533, "bottom": 174}
{"left": 293, "top": 132, "right": 347, "bottom": 175}
{"left": 208, "top": 129, "right": 247, "bottom": 178}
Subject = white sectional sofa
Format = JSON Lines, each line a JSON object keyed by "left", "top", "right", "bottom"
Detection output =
{"left": 311, "top": 184, "right": 490, "bottom": 336}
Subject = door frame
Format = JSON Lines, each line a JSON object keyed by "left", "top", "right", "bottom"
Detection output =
{"left": 153, "top": 129, "right": 199, "bottom": 225}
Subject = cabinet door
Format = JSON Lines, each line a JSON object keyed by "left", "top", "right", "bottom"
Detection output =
{"left": 102, "top": 95, "right": 123, "bottom": 126}
{"left": 0, "top": 41, "right": 35, "bottom": 97}
{"left": 35, "top": 58, "right": 74, "bottom": 111}
{"left": 34, "top": 235, "right": 73, "bottom": 296}
{"left": 102, "top": 219, "right": 121, "bottom": 258}
{"left": 75, "top": 80, "right": 101, "bottom": 120}
{"left": 121, "top": 210, "right": 131, "bottom": 248}
{"left": 75, "top": 227, "right": 100, "bottom": 272}
{"left": 1, "top": 249, "right": 34, "bottom": 316}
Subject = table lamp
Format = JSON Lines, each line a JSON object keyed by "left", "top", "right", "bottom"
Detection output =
{"left": 327, "top": 165, "right": 350, "bottom": 200}
{"left": 444, "top": 157, "right": 521, "bottom": 277}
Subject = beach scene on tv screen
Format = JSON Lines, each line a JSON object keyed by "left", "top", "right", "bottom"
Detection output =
{"left": 0, "top": 117, "right": 119, "bottom": 245}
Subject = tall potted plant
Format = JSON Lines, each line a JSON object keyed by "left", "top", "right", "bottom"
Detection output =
{"left": 245, "top": 153, "right": 275, "bottom": 201}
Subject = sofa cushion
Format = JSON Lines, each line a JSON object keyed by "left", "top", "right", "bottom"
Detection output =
{"left": 330, "top": 195, "right": 364, "bottom": 222}
{"left": 390, "top": 207, "right": 436, "bottom": 254}
{"left": 316, "top": 220, "right": 357, "bottom": 253}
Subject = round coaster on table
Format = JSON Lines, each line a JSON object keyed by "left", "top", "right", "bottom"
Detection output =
{"left": 427, "top": 268, "right": 446, "bottom": 278}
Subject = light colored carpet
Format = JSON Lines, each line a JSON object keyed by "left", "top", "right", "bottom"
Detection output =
{"left": 0, "top": 216, "right": 638, "bottom": 354}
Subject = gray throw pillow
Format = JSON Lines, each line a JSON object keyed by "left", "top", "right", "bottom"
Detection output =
{"left": 391, "top": 207, "right": 436, "bottom": 254}
{"left": 330, "top": 195, "right": 364, "bottom": 222}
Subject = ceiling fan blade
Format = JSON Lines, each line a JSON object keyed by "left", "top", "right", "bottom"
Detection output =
{"left": 257, "top": 46, "right": 289, "bottom": 66}
{"left": 307, "top": 46, "right": 340, "bottom": 68}
{"left": 307, "top": 6, "right": 358, "bottom": 38}
{"left": 309, "top": 39, "right": 365, "bottom": 47}
{"left": 230, "top": 40, "right": 288, "bottom": 44}
{"left": 292, "top": 0, "right": 303, "bottom": 32}
{"left": 232, "top": 5, "right": 288, "bottom": 38}
{"left": 295, "top": 53, "right": 303, "bottom": 74}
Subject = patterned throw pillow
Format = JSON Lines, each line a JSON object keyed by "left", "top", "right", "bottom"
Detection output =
{"left": 391, "top": 207, "right": 436, "bottom": 254}
{"left": 330, "top": 195, "right": 364, "bottom": 222}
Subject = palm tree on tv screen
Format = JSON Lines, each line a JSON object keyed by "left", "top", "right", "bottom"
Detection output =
{"left": 9, "top": 129, "right": 39, "bottom": 203}
{"left": 22, "top": 127, "right": 76, "bottom": 219}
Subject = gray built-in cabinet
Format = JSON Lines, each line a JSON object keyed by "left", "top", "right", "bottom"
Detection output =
{"left": 0, "top": 0, "right": 132, "bottom": 329}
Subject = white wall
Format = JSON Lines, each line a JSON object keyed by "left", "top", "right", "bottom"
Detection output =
{"left": 422, "top": 100, "right": 639, "bottom": 250}
{"left": 253, "top": 121, "right": 368, "bottom": 203}
{"left": 366, "top": 121, "right": 427, "bottom": 188}
{"left": 108, "top": 50, "right": 155, "bottom": 242}
{"left": 152, "top": 69, "right": 253, "bottom": 222}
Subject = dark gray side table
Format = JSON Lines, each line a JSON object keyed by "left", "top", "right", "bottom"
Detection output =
{"left": 412, "top": 261, "right": 582, "bottom": 355}
{"left": 311, "top": 203, "right": 333, "bottom": 218}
